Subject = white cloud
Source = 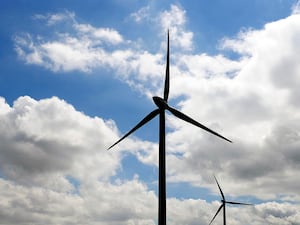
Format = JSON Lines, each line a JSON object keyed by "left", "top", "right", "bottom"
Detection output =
{"left": 129, "top": 4, "right": 194, "bottom": 52}
{"left": 2, "top": 174, "right": 300, "bottom": 225}
{"left": 130, "top": 6, "right": 151, "bottom": 23}
{"left": 15, "top": 12, "right": 126, "bottom": 73}
{"left": 33, "top": 11, "right": 75, "bottom": 26}
{"left": 163, "top": 12, "right": 300, "bottom": 202}
{"left": 14, "top": 33, "right": 127, "bottom": 73}
{"left": 74, "top": 24, "right": 123, "bottom": 44}
{"left": 0, "top": 96, "right": 121, "bottom": 188}
{"left": 292, "top": 0, "right": 300, "bottom": 14}
{"left": 14, "top": 11, "right": 165, "bottom": 95}
{"left": 0, "top": 95, "right": 157, "bottom": 224}
{"left": 0, "top": 178, "right": 157, "bottom": 225}
{"left": 160, "top": 5, "right": 186, "bottom": 30}
{"left": 159, "top": 4, "right": 193, "bottom": 51}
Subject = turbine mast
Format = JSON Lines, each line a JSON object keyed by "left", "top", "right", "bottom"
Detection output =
{"left": 223, "top": 203, "right": 226, "bottom": 225}
{"left": 158, "top": 109, "right": 166, "bottom": 225}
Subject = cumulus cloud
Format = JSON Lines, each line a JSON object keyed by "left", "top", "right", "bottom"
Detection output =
{"left": 164, "top": 12, "right": 300, "bottom": 201}
{"left": 0, "top": 178, "right": 158, "bottom": 225}
{"left": 254, "top": 202, "right": 300, "bottom": 225}
{"left": 159, "top": 5, "right": 193, "bottom": 51}
{"left": 0, "top": 96, "right": 158, "bottom": 224}
{"left": 0, "top": 96, "right": 121, "bottom": 188}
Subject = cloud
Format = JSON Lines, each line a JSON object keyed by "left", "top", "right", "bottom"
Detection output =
{"left": 14, "top": 4, "right": 300, "bottom": 201}
{"left": 163, "top": 12, "right": 300, "bottom": 201}
{"left": 159, "top": 4, "right": 193, "bottom": 51}
{"left": 292, "top": 0, "right": 300, "bottom": 14}
{"left": 14, "top": 11, "right": 166, "bottom": 96}
{"left": 130, "top": 6, "right": 151, "bottom": 23}
{"left": 33, "top": 11, "right": 76, "bottom": 26}
{"left": 15, "top": 11, "right": 127, "bottom": 73}
{"left": 0, "top": 96, "right": 121, "bottom": 189}
{"left": 2, "top": 174, "right": 300, "bottom": 225}
{"left": 74, "top": 24, "right": 123, "bottom": 44}
{"left": 14, "top": 6, "right": 193, "bottom": 75}
{"left": 14, "top": 30, "right": 123, "bottom": 73}
{"left": 0, "top": 177, "right": 157, "bottom": 225}
{"left": 0, "top": 95, "right": 158, "bottom": 224}
{"left": 254, "top": 202, "right": 300, "bottom": 225}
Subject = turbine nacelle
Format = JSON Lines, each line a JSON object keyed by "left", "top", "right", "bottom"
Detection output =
{"left": 153, "top": 96, "right": 168, "bottom": 109}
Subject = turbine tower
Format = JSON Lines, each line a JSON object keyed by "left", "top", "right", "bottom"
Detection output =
{"left": 209, "top": 175, "right": 252, "bottom": 225}
{"left": 108, "top": 31, "right": 232, "bottom": 225}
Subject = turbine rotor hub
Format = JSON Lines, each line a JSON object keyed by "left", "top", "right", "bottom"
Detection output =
{"left": 153, "top": 96, "right": 167, "bottom": 109}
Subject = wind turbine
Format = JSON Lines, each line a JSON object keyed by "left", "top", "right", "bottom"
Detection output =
{"left": 209, "top": 175, "right": 252, "bottom": 225}
{"left": 108, "top": 31, "right": 232, "bottom": 225}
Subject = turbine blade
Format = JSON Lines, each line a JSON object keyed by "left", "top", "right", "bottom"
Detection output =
{"left": 209, "top": 204, "right": 224, "bottom": 225}
{"left": 163, "top": 30, "right": 170, "bottom": 102}
{"left": 226, "top": 201, "right": 253, "bottom": 206}
{"left": 167, "top": 106, "right": 232, "bottom": 143}
{"left": 108, "top": 109, "right": 160, "bottom": 150}
{"left": 214, "top": 175, "right": 225, "bottom": 201}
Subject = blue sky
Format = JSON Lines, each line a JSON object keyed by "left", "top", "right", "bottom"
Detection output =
{"left": 1, "top": 0, "right": 300, "bottom": 224}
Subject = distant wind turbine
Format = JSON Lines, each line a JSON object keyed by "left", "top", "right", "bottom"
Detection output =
{"left": 108, "top": 31, "right": 232, "bottom": 225}
{"left": 209, "top": 175, "right": 252, "bottom": 225}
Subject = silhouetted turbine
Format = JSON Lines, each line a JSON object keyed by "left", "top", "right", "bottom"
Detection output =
{"left": 209, "top": 176, "right": 252, "bottom": 225}
{"left": 108, "top": 31, "right": 232, "bottom": 225}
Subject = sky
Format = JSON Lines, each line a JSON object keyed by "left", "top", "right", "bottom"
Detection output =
{"left": 1, "top": 0, "right": 300, "bottom": 224}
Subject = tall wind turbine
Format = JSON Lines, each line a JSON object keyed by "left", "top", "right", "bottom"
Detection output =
{"left": 209, "top": 176, "right": 252, "bottom": 225}
{"left": 108, "top": 31, "right": 232, "bottom": 225}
